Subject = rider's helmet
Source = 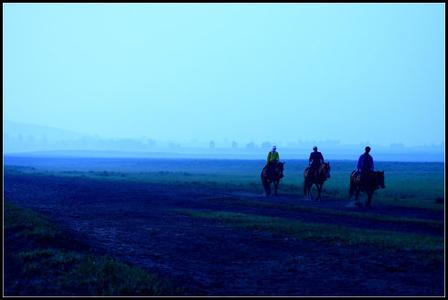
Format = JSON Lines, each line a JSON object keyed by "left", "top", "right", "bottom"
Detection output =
{"left": 365, "top": 146, "right": 371, "bottom": 153}
{"left": 313, "top": 146, "right": 317, "bottom": 151}
{"left": 272, "top": 145, "right": 277, "bottom": 151}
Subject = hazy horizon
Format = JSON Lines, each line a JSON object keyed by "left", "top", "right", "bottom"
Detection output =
{"left": 4, "top": 119, "right": 445, "bottom": 147}
{"left": 3, "top": 4, "right": 445, "bottom": 148}
{"left": 3, "top": 119, "right": 444, "bottom": 162}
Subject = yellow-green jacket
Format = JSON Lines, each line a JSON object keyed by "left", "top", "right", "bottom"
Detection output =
{"left": 267, "top": 151, "right": 280, "bottom": 164}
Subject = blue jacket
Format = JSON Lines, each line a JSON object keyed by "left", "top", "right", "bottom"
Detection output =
{"left": 357, "top": 153, "right": 374, "bottom": 172}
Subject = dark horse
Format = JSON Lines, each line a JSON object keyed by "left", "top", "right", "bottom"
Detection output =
{"left": 304, "top": 162, "right": 331, "bottom": 201}
{"left": 261, "top": 161, "right": 285, "bottom": 196}
{"left": 349, "top": 170, "right": 385, "bottom": 207}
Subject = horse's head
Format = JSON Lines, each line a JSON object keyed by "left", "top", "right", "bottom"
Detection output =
{"left": 376, "top": 171, "right": 385, "bottom": 189}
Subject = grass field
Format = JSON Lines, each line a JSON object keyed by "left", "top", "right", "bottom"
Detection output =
{"left": 3, "top": 156, "right": 445, "bottom": 296}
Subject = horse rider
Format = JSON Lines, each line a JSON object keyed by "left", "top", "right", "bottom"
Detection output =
{"left": 309, "top": 146, "right": 324, "bottom": 176}
{"left": 266, "top": 145, "right": 280, "bottom": 177}
{"left": 357, "top": 146, "right": 374, "bottom": 185}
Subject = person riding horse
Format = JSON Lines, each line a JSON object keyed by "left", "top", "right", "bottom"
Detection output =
{"left": 350, "top": 147, "right": 383, "bottom": 207}
{"left": 266, "top": 145, "right": 280, "bottom": 178}
{"left": 309, "top": 146, "right": 324, "bottom": 177}
{"left": 356, "top": 146, "right": 374, "bottom": 187}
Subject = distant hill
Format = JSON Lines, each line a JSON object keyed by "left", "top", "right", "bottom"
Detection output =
{"left": 4, "top": 120, "right": 98, "bottom": 153}
{"left": 4, "top": 120, "right": 91, "bottom": 141}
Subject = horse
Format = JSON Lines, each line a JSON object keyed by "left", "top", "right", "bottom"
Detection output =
{"left": 349, "top": 170, "right": 385, "bottom": 207}
{"left": 303, "top": 162, "right": 331, "bottom": 201}
{"left": 261, "top": 161, "right": 285, "bottom": 196}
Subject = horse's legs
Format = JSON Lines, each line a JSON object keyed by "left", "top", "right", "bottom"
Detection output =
{"left": 266, "top": 181, "right": 271, "bottom": 196}
{"left": 261, "top": 177, "right": 270, "bottom": 196}
{"left": 349, "top": 180, "right": 354, "bottom": 199}
{"left": 366, "top": 192, "right": 373, "bottom": 208}
{"left": 354, "top": 188, "right": 362, "bottom": 207}
{"left": 304, "top": 180, "right": 309, "bottom": 199}
{"left": 274, "top": 180, "right": 279, "bottom": 196}
{"left": 309, "top": 183, "right": 314, "bottom": 200}
{"left": 266, "top": 181, "right": 272, "bottom": 195}
{"left": 316, "top": 184, "right": 321, "bottom": 201}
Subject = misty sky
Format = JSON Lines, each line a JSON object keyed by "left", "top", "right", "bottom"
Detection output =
{"left": 3, "top": 4, "right": 445, "bottom": 146}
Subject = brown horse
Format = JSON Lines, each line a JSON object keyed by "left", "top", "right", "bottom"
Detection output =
{"left": 349, "top": 170, "right": 385, "bottom": 207}
{"left": 261, "top": 161, "right": 285, "bottom": 196}
{"left": 304, "top": 162, "right": 331, "bottom": 201}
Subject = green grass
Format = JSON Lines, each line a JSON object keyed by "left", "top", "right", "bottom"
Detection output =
{"left": 177, "top": 209, "right": 444, "bottom": 253}
{"left": 204, "top": 197, "right": 444, "bottom": 231}
{"left": 4, "top": 201, "right": 182, "bottom": 296}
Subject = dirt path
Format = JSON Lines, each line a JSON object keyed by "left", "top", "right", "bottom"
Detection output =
{"left": 4, "top": 171, "right": 444, "bottom": 295}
